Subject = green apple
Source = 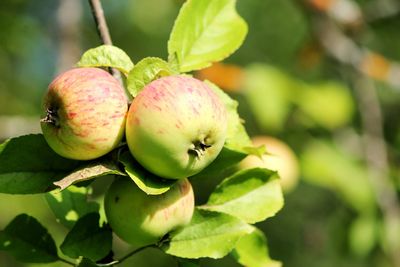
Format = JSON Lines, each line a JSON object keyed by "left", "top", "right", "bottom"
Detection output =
{"left": 126, "top": 75, "right": 227, "bottom": 179}
{"left": 40, "top": 68, "right": 128, "bottom": 160}
{"left": 104, "top": 177, "right": 194, "bottom": 247}
{"left": 240, "top": 136, "right": 299, "bottom": 193}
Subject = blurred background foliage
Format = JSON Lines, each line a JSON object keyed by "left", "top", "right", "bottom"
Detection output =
{"left": 1, "top": 0, "right": 400, "bottom": 266}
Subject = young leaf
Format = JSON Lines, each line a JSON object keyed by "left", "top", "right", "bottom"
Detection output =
{"left": 0, "top": 134, "right": 79, "bottom": 194}
{"left": 204, "top": 168, "right": 284, "bottom": 224}
{"left": 205, "top": 81, "right": 253, "bottom": 153}
{"left": 231, "top": 228, "right": 282, "bottom": 267}
{"left": 119, "top": 151, "right": 176, "bottom": 195}
{"left": 0, "top": 214, "right": 58, "bottom": 263}
{"left": 168, "top": 0, "right": 248, "bottom": 72}
{"left": 127, "top": 57, "right": 175, "bottom": 97}
{"left": 77, "top": 45, "right": 134, "bottom": 75}
{"left": 53, "top": 159, "right": 125, "bottom": 190}
{"left": 60, "top": 213, "right": 112, "bottom": 262}
{"left": 45, "top": 186, "right": 100, "bottom": 228}
{"left": 163, "top": 208, "right": 253, "bottom": 259}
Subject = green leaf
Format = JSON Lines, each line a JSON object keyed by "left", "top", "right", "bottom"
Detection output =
{"left": 45, "top": 186, "right": 100, "bottom": 228}
{"left": 60, "top": 213, "right": 112, "bottom": 262}
{"left": 192, "top": 146, "right": 247, "bottom": 179}
{"left": 77, "top": 45, "right": 134, "bottom": 75}
{"left": 119, "top": 151, "right": 176, "bottom": 195}
{"left": 0, "top": 214, "right": 58, "bottom": 263}
{"left": 231, "top": 228, "right": 282, "bottom": 267}
{"left": 53, "top": 159, "right": 125, "bottom": 190}
{"left": 163, "top": 208, "right": 253, "bottom": 259}
{"left": 204, "top": 168, "right": 283, "bottom": 224}
{"left": 0, "top": 134, "right": 79, "bottom": 194}
{"left": 177, "top": 258, "right": 200, "bottom": 267}
{"left": 127, "top": 57, "right": 175, "bottom": 97}
{"left": 168, "top": 0, "right": 247, "bottom": 72}
{"left": 243, "top": 145, "right": 267, "bottom": 159}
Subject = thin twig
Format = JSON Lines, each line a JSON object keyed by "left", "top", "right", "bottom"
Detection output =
{"left": 313, "top": 15, "right": 400, "bottom": 89}
{"left": 364, "top": 0, "right": 400, "bottom": 22}
{"left": 88, "top": 0, "right": 112, "bottom": 45}
{"left": 88, "top": 0, "right": 123, "bottom": 83}
{"left": 92, "top": 244, "right": 155, "bottom": 266}
{"left": 58, "top": 257, "right": 75, "bottom": 266}
{"left": 117, "top": 244, "right": 156, "bottom": 264}
{"left": 353, "top": 76, "right": 400, "bottom": 266}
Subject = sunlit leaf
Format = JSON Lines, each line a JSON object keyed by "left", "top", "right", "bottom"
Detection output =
{"left": 127, "top": 57, "right": 175, "bottom": 97}
{"left": 45, "top": 186, "right": 99, "bottom": 228}
{"left": 204, "top": 168, "right": 283, "bottom": 224}
{"left": 163, "top": 208, "right": 253, "bottom": 259}
{"left": 77, "top": 45, "right": 134, "bottom": 75}
{"left": 231, "top": 228, "right": 282, "bottom": 267}
{"left": 168, "top": 0, "right": 247, "bottom": 72}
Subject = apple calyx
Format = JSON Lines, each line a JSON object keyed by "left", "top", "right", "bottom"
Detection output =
{"left": 40, "top": 107, "right": 60, "bottom": 127}
{"left": 188, "top": 139, "right": 212, "bottom": 158}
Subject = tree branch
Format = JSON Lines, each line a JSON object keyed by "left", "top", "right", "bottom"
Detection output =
{"left": 353, "top": 76, "right": 400, "bottom": 266}
{"left": 88, "top": 0, "right": 122, "bottom": 83}
{"left": 88, "top": 0, "right": 112, "bottom": 45}
{"left": 313, "top": 15, "right": 400, "bottom": 267}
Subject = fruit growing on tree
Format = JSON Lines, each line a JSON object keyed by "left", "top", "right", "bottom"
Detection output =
{"left": 240, "top": 136, "right": 299, "bottom": 193}
{"left": 104, "top": 177, "right": 195, "bottom": 247}
{"left": 125, "top": 75, "right": 227, "bottom": 179}
{"left": 40, "top": 68, "right": 128, "bottom": 160}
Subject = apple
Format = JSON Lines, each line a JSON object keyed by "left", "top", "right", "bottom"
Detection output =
{"left": 240, "top": 136, "right": 299, "bottom": 193}
{"left": 40, "top": 68, "right": 128, "bottom": 160}
{"left": 125, "top": 75, "right": 227, "bottom": 179}
{"left": 104, "top": 177, "right": 194, "bottom": 247}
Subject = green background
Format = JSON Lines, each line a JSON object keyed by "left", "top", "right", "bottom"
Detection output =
{"left": 1, "top": 0, "right": 400, "bottom": 266}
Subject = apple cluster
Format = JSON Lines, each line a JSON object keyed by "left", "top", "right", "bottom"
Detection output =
{"left": 40, "top": 67, "right": 228, "bottom": 246}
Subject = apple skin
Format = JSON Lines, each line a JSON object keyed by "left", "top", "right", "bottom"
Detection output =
{"left": 240, "top": 136, "right": 299, "bottom": 193}
{"left": 126, "top": 75, "right": 227, "bottom": 179}
{"left": 40, "top": 68, "right": 128, "bottom": 160}
{"left": 104, "top": 178, "right": 194, "bottom": 247}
